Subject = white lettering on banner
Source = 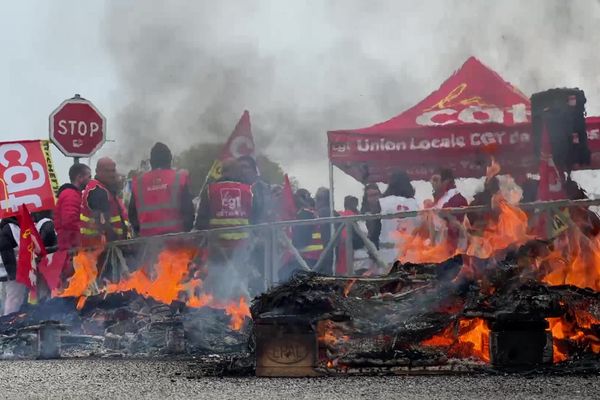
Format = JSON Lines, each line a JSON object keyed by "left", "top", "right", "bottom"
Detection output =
{"left": 0, "top": 143, "right": 46, "bottom": 212}
{"left": 355, "top": 130, "right": 530, "bottom": 154}
{"left": 588, "top": 129, "right": 600, "bottom": 141}
{"left": 415, "top": 109, "right": 457, "bottom": 126}
{"left": 57, "top": 120, "right": 100, "bottom": 137}
{"left": 415, "top": 103, "right": 529, "bottom": 127}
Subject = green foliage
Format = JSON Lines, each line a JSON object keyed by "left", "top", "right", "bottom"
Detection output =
{"left": 175, "top": 143, "right": 286, "bottom": 195}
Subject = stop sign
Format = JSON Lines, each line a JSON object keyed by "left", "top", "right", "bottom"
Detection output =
{"left": 49, "top": 94, "right": 106, "bottom": 157}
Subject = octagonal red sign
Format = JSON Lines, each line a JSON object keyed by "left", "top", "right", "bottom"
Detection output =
{"left": 49, "top": 95, "right": 106, "bottom": 157}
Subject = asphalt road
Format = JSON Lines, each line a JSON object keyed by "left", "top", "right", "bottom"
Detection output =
{"left": 1, "top": 359, "right": 599, "bottom": 400}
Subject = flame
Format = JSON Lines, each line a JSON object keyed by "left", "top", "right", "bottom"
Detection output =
{"left": 399, "top": 197, "right": 530, "bottom": 264}
{"left": 54, "top": 247, "right": 250, "bottom": 331}
{"left": 343, "top": 279, "right": 357, "bottom": 297}
{"left": 317, "top": 320, "right": 349, "bottom": 347}
{"left": 547, "top": 311, "right": 600, "bottom": 363}
{"left": 225, "top": 297, "right": 251, "bottom": 330}
{"left": 541, "top": 230, "right": 600, "bottom": 292}
{"left": 54, "top": 249, "right": 102, "bottom": 309}
{"left": 422, "top": 318, "right": 490, "bottom": 362}
{"left": 105, "top": 248, "right": 200, "bottom": 305}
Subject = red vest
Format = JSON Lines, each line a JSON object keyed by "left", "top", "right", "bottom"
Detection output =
{"left": 80, "top": 179, "right": 129, "bottom": 246}
{"left": 132, "top": 169, "right": 188, "bottom": 237}
{"left": 208, "top": 181, "right": 253, "bottom": 241}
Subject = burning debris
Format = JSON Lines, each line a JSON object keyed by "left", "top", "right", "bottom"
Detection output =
{"left": 252, "top": 252, "right": 600, "bottom": 376}
{"left": 0, "top": 243, "right": 252, "bottom": 360}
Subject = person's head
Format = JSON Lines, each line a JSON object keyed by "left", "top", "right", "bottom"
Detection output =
{"left": 221, "top": 158, "right": 241, "bottom": 181}
{"left": 361, "top": 183, "right": 381, "bottom": 213}
{"left": 315, "top": 187, "right": 330, "bottom": 210}
{"left": 343, "top": 195, "right": 359, "bottom": 213}
{"left": 238, "top": 155, "right": 258, "bottom": 184}
{"left": 431, "top": 167, "right": 455, "bottom": 195}
{"left": 149, "top": 142, "right": 172, "bottom": 169}
{"left": 384, "top": 171, "right": 415, "bottom": 198}
{"left": 69, "top": 163, "right": 91, "bottom": 190}
{"left": 95, "top": 157, "right": 118, "bottom": 190}
{"left": 294, "top": 188, "right": 312, "bottom": 209}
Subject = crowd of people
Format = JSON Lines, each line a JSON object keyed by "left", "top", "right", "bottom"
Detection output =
{"left": 1, "top": 139, "right": 599, "bottom": 315}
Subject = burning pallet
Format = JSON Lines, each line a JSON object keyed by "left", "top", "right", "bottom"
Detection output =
{"left": 251, "top": 240, "right": 600, "bottom": 376}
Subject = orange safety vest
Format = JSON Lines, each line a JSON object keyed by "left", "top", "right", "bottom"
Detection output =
{"left": 132, "top": 169, "right": 188, "bottom": 237}
{"left": 80, "top": 179, "right": 129, "bottom": 246}
{"left": 298, "top": 208, "right": 324, "bottom": 261}
{"left": 208, "top": 181, "right": 253, "bottom": 241}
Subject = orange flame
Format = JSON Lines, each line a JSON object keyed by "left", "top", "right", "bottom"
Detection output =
{"left": 54, "top": 247, "right": 250, "bottom": 331}
{"left": 343, "top": 279, "right": 357, "bottom": 297}
{"left": 422, "top": 318, "right": 490, "bottom": 362}
{"left": 225, "top": 297, "right": 251, "bottom": 330}
{"left": 399, "top": 197, "right": 530, "bottom": 264}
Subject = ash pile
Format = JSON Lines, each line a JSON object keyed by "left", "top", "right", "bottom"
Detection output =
{"left": 251, "top": 240, "right": 600, "bottom": 376}
{"left": 0, "top": 291, "right": 250, "bottom": 359}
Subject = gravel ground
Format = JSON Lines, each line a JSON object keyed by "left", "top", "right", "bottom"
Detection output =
{"left": 1, "top": 359, "right": 599, "bottom": 400}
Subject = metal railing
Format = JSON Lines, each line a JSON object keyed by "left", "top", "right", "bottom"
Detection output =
{"left": 78, "top": 197, "right": 600, "bottom": 291}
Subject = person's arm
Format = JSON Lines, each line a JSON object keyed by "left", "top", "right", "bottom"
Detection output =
{"left": 180, "top": 183, "right": 195, "bottom": 232}
{"left": 128, "top": 192, "right": 140, "bottom": 236}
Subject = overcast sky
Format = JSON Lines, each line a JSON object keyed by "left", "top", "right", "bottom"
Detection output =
{"left": 3, "top": 0, "right": 600, "bottom": 205}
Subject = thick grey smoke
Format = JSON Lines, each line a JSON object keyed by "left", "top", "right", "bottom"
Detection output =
{"left": 103, "top": 0, "right": 600, "bottom": 195}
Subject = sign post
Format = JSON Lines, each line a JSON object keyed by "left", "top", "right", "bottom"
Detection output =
{"left": 49, "top": 94, "right": 106, "bottom": 162}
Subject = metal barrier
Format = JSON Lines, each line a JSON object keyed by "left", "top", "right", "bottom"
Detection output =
{"left": 84, "top": 198, "right": 600, "bottom": 291}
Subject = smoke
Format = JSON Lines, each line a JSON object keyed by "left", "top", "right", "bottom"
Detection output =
{"left": 103, "top": 0, "right": 600, "bottom": 195}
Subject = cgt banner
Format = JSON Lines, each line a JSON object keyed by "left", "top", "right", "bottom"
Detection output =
{"left": 0, "top": 140, "right": 58, "bottom": 218}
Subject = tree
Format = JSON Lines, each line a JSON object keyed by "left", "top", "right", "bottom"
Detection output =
{"left": 175, "top": 143, "right": 287, "bottom": 195}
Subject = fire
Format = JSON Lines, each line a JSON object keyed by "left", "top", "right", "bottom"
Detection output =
{"left": 541, "top": 230, "right": 600, "bottom": 292}
{"left": 398, "top": 196, "right": 530, "bottom": 264}
{"left": 422, "top": 318, "right": 490, "bottom": 362}
{"left": 105, "top": 248, "right": 200, "bottom": 305}
{"left": 54, "top": 249, "right": 102, "bottom": 310}
{"left": 343, "top": 279, "right": 357, "bottom": 297}
{"left": 54, "top": 247, "right": 250, "bottom": 331}
{"left": 317, "top": 320, "right": 349, "bottom": 347}
{"left": 547, "top": 311, "right": 600, "bottom": 363}
{"left": 225, "top": 297, "right": 251, "bottom": 330}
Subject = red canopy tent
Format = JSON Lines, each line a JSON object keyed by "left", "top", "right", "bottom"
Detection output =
{"left": 328, "top": 57, "right": 600, "bottom": 183}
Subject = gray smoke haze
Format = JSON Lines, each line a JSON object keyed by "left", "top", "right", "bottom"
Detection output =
{"left": 103, "top": 0, "right": 600, "bottom": 197}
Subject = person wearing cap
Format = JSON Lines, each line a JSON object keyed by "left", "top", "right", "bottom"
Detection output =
{"left": 129, "top": 143, "right": 194, "bottom": 237}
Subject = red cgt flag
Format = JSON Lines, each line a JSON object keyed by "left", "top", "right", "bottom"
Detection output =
{"left": 16, "top": 204, "right": 47, "bottom": 292}
{"left": 38, "top": 250, "right": 69, "bottom": 291}
{"left": 206, "top": 110, "right": 256, "bottom": 181}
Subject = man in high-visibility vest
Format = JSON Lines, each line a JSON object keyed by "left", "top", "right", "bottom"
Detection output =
{"left": 80, "top": 157, "right": 130, "bottom": 247}
{"left": 195, "top": 159, "right": 254, "bottom": 245}
{"left": 129, "top": 143, "right": 194, "bottom": 237}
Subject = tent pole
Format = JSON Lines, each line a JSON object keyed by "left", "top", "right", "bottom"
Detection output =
{"left": 329, "top": 160, "right": 336, "bottom": 275}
